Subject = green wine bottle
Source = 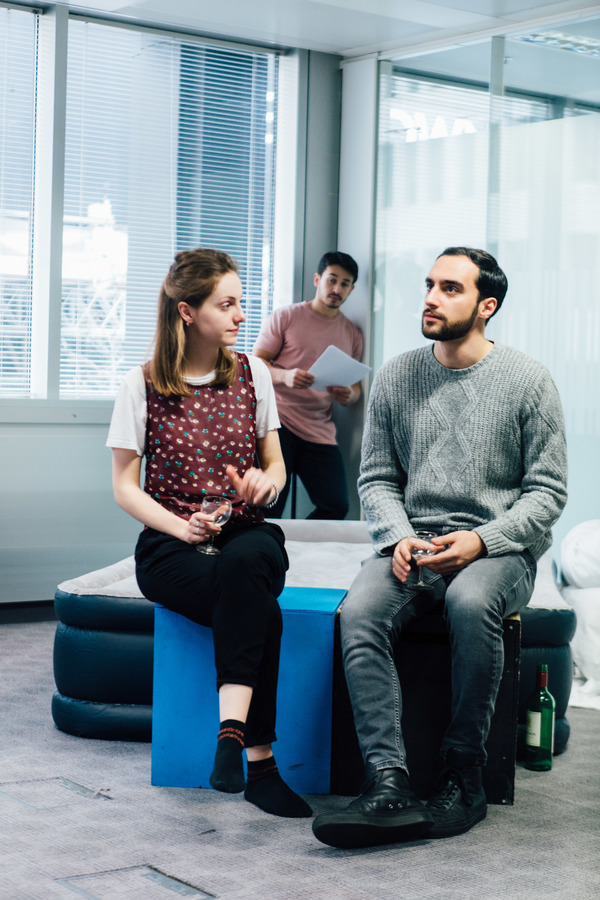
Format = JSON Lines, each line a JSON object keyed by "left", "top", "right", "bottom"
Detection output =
{"left": 524, "top": 663, "right": 556, "bottom": 771}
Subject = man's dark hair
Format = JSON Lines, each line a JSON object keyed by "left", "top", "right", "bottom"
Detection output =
{"left": 438, "top": 247, "right": 508, "bottom": 318}
{"left": 317, "top": 251, "right": 359, "bottom": 284}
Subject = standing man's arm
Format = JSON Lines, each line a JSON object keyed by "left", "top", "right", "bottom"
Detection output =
{"left": 254, "top": 348, "right": 315, "bottom": 390}
{"left": 327, "top": 381, "right": 362, "bottom": 406}
{"left": 326, "top": 322, "right": 364, "bottom": 406}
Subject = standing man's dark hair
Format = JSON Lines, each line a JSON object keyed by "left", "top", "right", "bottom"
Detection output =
{"left": 318, "top": 252, "right": 359, "bottom": 285}
{"left": 439, "top": 247, "right": 508, "bottom": 316}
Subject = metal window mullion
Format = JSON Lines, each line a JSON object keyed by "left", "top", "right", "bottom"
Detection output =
{"left": 272, "top": 52, "right": 302, "bottom": 310}
{"left": 486, "top": 35, "right": 504, "bottom": 257}
{"left": 31, "top": 4, "right": 68, "bottom": 399}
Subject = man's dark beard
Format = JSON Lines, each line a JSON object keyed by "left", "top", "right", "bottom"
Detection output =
{"left": 421, "top": 305, "right": 479, "bottom": 342}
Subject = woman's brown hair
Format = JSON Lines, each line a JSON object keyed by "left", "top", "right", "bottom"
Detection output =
{"left": 150, "top": 248, "right": 239, "bottom": 396}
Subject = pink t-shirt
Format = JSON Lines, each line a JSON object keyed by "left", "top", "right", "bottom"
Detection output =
{"left": 253, "top": 301, "right": 363, "bottom": 444}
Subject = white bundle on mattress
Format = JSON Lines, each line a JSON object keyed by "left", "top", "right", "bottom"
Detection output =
{"left": 561, "top": 520, "right": 600, "bottom": 709}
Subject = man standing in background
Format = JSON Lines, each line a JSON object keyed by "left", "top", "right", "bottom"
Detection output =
{"left": 254, "top": 251, "right": 363, "bottom": 519}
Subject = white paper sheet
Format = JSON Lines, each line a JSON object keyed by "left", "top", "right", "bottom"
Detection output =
{"left": 307, "top": 345, "right": 370, "bottom": 390}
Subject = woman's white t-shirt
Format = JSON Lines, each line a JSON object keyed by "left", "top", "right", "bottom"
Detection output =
{"left": 106, "top": 355, "right": 280, "bottom": 456}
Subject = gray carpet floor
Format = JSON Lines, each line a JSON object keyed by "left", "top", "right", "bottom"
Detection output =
{"left": 1, "top": 619, "right": 599, "bottom": 900}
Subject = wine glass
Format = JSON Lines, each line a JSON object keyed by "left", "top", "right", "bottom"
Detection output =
{"left": 410, "top": 530, "right": 438, "bottom": 588}
{"left": 196, "top": 496, "right": 232, "bottom": 555}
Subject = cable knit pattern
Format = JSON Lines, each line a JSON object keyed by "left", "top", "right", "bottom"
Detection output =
{"left": 358, "top": 343, "right": 567, "bottom": 560}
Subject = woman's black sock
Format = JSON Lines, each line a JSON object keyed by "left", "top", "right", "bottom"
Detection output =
{"left": 244, "top": 756, "right": 313, "bottom": 818}
{"left": 209, "top": 719, "right": 246, "bottom": 793}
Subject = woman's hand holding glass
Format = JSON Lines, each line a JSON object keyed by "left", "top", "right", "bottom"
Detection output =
{"left": 187, "top": 464, "right": 278, "bottom": 551}
{"left": 193, "top": 497, "right": 232, "bottom": 555}
{"left": 189, "top": 508, "right": 220, "bottom": 545}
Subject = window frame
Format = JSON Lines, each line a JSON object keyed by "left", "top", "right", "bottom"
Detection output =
{"left": 0, "top": 6, "right": 287, "bottom": 423}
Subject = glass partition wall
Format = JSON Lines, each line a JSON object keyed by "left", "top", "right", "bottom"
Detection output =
{"left": 373, "top": 15, "right": 600, "bottom": 545}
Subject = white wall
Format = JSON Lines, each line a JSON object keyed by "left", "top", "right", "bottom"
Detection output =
{"left": 301, "top": 52, "right": 343, "bottom": 297}
{"left": 281, "top": 50, "right": 347, "bottom": 519}
{"left": 334, "top": 56, "right": 379, "bottom": 520}
{"left": 0, "top": 423, "right": 140, "bottom": 602}
{"left": 286, "top": 53, "right": 377, "bottom": 520}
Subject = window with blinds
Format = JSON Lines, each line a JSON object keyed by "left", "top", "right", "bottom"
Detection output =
{"left": 0, "top": 7, "right": 38, "bottom": 397}
{"left": 0, "top": 11, "right": 278, "bottom": 400}
{"left": 62, "top": 19, "right": 278, "bottom": 398}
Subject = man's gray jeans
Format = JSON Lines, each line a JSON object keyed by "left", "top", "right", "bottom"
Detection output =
{"left": 340, "top": 550, "right": 537, "bottom": 775}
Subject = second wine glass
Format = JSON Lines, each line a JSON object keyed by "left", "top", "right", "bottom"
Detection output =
{"left": 196, "top": 496, "right": 232, "bottom": 555}
{"left": 410, "top": 530, "right": 437, "bottom": 587}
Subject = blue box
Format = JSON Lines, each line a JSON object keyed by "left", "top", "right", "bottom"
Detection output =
{"left": 151, "top": 586, "right": 347, "bottom": 795}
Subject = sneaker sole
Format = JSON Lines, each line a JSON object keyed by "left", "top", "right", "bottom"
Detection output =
{"left": 427, "top": 803, "right": 487, "bottom": 839}
{"left": 312, "top": 809, "right": 433, "bottom": 849}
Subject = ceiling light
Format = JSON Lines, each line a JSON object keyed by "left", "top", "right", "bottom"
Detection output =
{"left": 516, "top": 31, "right": 600, "bottom": 57}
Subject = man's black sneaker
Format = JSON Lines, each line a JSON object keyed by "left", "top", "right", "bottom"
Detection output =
{"left": 426, "top": 759, "right": 487, "bottom": 838}
{"left": 312, "top": 768, "right": 433, "bottom": 849}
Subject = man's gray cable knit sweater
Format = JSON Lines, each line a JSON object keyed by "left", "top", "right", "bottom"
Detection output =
{"left": 359, "top": 343, "right": 568, "bottom": 560}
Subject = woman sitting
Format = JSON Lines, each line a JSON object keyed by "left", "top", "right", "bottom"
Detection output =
{"left": 107, "top": 247, "right": 311, "bottom": 819}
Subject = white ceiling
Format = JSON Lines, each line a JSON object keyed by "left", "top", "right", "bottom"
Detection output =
{"left": 21, "top": 1, "right": 600, "bottom": 103}
{"left": 37, "top": 1, "right": 600, "bottom": 59}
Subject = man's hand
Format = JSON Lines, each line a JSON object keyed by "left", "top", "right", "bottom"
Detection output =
{"left": 391, "top": 530, "right": 486, "bottom": 583}
{"left": 283, "top": 367, "right": 315, "bottom": 389}
{"left": 327, "top": 385, "right": 354, "bottom": 406}
{"left": 391, "top": 537, "right": 419, "bottom": 583}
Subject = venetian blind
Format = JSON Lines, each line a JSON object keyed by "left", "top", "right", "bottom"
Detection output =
{"left": 61, "top": 18, "right": 278, "bottom": 397}
{"left": 0, "top": 6, "right": 38, "bottom": 397}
